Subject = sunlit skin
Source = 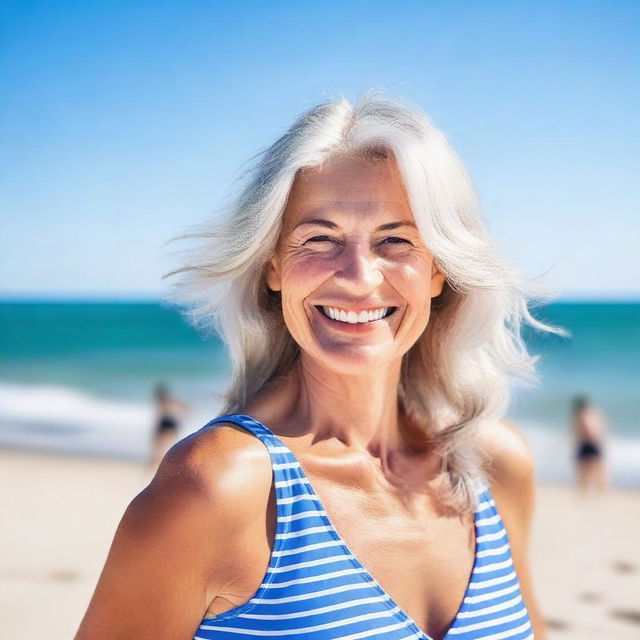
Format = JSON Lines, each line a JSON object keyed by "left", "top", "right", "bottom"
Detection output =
{"left": 265, "top": 152, "right": 445, "bottom": 475}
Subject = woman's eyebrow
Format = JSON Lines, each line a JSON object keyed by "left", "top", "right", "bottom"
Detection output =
{"left": 292, "top": 219, "right": 416, "bottom": 231}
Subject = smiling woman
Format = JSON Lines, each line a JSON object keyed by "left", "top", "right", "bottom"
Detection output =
{"left": 75, "top": 90, "right": 557, "bottom": 640}
{"left": 264, "top": 153, "right": 446, "bottom": 382}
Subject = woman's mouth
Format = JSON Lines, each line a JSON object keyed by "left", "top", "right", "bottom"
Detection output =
{"left": 315, "top": 305, "right": 398, "bottom": 324}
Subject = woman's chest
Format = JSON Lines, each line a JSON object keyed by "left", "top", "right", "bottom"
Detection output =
{"left": 306, "top": 473, "right": 477, "bottom": 639}
{"left": 208, "top": 468, "right": 476, "bottom": 640}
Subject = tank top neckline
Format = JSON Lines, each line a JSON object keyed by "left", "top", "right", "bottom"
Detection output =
{"left": 212, "top": 412, "right": 483, "bottom": 640}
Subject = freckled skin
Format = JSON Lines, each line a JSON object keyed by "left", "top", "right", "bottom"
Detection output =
{"left": 266, "top": 154, "right": 445, "bottom": 376}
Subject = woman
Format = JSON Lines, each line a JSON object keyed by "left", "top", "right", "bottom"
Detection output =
{"left": 149, "top": 381, "right": 189, "bottom": 473}
{"left": 572, "top": 394, "right": 609, "bottom": 492}
{"left": 76, "top": 92, "right": 554, "bottom": 640}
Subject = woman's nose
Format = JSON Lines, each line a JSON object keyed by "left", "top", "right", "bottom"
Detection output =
{"left": 333, "top": 243, "right": 384, "bottom": 291}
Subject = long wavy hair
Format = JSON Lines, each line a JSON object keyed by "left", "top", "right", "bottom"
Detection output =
{"left": 163, "top": 89, "right": 561, "bottom": 514}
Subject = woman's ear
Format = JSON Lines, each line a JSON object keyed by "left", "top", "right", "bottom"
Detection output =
{"left": 265, "top": 254, "right": 282, "bottom": 292}
{"left": 430, "top": 262, "right": 446, "bottom": 298}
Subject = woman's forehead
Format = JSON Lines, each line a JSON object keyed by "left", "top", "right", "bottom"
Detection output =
{"left": 283, "top": 156, "right": 414, "bottom": 229}
{"left": 282, "top": 200, "right": 417, "bottom": 236}
{"left": 287, "top": 200, "right": 415, "bottom": 227}
{"left": 292, "top": 154, "right": 408, "bottom": 197}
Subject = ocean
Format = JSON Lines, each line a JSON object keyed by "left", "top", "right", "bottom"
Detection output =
{"left": 1, "top": 301, "right": 638, "bottom": 487}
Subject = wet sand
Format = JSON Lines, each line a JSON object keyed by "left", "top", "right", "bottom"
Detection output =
{"left": 1, "top": 447, "right": 638, "bottom": 639}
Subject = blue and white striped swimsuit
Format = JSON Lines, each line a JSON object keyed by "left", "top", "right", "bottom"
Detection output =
{"left": 194, "top": 413, "right": 533, "bottom": 640}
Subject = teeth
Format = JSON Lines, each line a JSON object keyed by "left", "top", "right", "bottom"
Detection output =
{"left": 321, "top": 306, "right": 391, "bottom": 324}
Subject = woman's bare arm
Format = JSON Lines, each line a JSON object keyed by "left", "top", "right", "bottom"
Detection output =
{"left": 74, "top": 424, "right": 273, "bottom": 640}
{"left": 482, "top": 420, "right": 548, "bottom": 640}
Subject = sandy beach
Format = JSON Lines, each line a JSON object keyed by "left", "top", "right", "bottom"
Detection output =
{"left": 1, "top": 447, "right": 638, "bottom": 640}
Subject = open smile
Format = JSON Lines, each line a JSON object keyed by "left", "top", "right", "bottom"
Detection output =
{"left": 314, "top": 304, "right": 398, "bottom": 327}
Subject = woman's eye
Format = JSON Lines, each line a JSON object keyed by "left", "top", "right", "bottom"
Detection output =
{"left": 380, "top": 237, "right": 411, "bottom": 245}
{"left": 306, "top": 235, "right": 337, "bottom": 244}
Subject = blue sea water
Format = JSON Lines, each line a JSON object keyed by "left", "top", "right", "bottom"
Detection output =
{"left": 0, "top": 301, "right": 638, "bottom": 486}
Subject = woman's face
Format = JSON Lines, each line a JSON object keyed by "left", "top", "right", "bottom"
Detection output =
{"left": 266, "top": 153, "right": 445, "bottom": 375}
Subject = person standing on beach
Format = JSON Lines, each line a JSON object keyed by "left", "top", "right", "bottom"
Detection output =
{"left": 75, "top": 92, "right": 552, "bottom": 640}
{"left": 149, "top": 382, "right": 189, "bottom": 472}
{"left": 572, "top": 394, "right": 609, "bottom": 493}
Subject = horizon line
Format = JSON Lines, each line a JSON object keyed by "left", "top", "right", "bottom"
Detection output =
{"left": 1, "top": 293, "right": 639, "bottom": 305}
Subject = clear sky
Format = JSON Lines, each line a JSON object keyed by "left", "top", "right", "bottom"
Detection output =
{"left": 1, "top": 0, "right": 638, "bottom": 301}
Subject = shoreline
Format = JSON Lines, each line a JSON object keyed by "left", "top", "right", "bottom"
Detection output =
{"left": 2, "top": 387, "right": 639, "bottom": 489}
{"left": 2, "top": 447, "right": 639, "bottom": 639}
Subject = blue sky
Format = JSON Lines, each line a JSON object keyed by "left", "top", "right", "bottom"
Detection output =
{"left": 1, "top": 0, "right": 638, "bottom": 300}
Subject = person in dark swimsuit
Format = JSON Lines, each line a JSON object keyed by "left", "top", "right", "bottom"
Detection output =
{"left": 572, "top": 394, "right": 608, "bottom": 492}
{"left": 149, "top": 382, "right": 188, "bottom": 472}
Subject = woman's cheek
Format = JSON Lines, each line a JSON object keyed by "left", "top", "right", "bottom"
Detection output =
{"left": 283, "top": 253, "right": 335, "bottom": 286}
{"left": 386, "top": 258, "right": 426, "bottom": 287}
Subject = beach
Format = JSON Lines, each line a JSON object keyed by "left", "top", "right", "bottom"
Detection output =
{"left": 1, "top": 447, "right": 638, "bottom": 640}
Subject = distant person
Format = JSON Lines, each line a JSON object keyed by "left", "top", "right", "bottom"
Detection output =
{"left": 572, "top": 394, "right": 609, "bottom": 493}
{"left": 149, "top": 382, "right": 188, "bottom": 471}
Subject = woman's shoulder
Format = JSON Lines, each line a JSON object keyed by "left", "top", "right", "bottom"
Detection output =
{"left": 477, "top": 418, "right": 536, "bottom": 539}
{"left": 129, "top": 419, "right": 275, "bottom": 584}
{"left": 117, "top": 420, "right": 275, "bottom": 569}
{"left": 74, "top": 421, "right": 276, "bottom": 637}
{"left": 148, "top": 419, "right": 274, "bottom": 518}
{"left": 478, "top": 419, "right": 536, "bottom": 488}
{"left": 480, "top": 419, "right": 535, "bottom": 510}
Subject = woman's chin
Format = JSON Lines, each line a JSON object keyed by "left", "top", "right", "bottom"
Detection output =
{"left": 306, "top": 342, "right": 400, "bottom": 376}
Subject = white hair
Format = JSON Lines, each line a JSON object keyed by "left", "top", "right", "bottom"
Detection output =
{"left": 163, "top": 89, "right": 562, "bottom": 515}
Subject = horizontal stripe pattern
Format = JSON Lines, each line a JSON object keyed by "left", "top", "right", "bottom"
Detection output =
{"left": 194, "top": 414, "right": 532, "bottom": 640}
